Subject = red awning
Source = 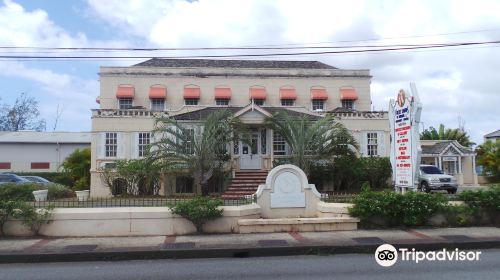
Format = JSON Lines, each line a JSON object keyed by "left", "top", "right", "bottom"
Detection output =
{"left": 279, "top": 88, "right": 297, "bottom": 100}
{"left": 149, "top": 86, "right": 167, "bottom": 99}
{"left": 249, "top": 87, "right": 267, "bottom": 99}
{"left": 340, "top": 88, "right": 358, "bottom": 100}
{"left": 310, "top": 88, "right": 328, "bottom": 100}
{"left": 214, "top": 87, "right": 232, "bottom": 99}
{"left": 184, "top": 87, "right": 200, "bottom": 99}
{"left": 116, "top": 85, "right": 135, "bottom": 98}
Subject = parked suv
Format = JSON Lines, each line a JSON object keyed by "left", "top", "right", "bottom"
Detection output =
{"left": 0, "top": 173, "right": 32, "bottom": 185}
{"left": 418, "top": 165, "right": 458, "bottom": 194}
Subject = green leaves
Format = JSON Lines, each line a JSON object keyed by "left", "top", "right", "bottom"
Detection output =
{"left": 169, "top": 196, "right": 224, "bottom": 233}
{"left": 475, "top": 140, "right": 500, "bottom": 182}
{"left": 420, "top": 124, "right": 475, "bottom": 147}
{"left": 265, "top": 111, "right": 358, "bottom": 176}
{"left": 349, "top": 190, "right": 448, "bottom": 227}
{"left": 62, "top": 148, "right": 91, "bottom": 190}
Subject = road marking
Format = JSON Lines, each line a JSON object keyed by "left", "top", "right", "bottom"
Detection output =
{"left": 288, "top": 231, "right": 307, "bottom": 243}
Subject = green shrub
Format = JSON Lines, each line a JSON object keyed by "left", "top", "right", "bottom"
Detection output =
{"left": 73, "top": 177, "right": 89, "bottom": 191}
{"left": 0, "top": 200, "right": 23, "bottom": 235}
{"left": 349, "top": 190, "right": 448, "bottom": 227}
{"left": 458, "top": 186, "right": 500, "bottom": 224}
{"left": 359, "top": 157, "right": 392, "bottom": 189}
{"left": 169, "top": 196, "right": 224, "bottom": 233}
{"left": 12, "top": 203, "right": 54, "bottom": 235}
{"left": 0, "top": 183, "right": 41, "bottom": 201}
{"left": 47, "top": 184, "right": 75, "bottom": 200}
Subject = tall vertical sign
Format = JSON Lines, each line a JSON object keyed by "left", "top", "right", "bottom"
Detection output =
{"left": 389, "top": 86, "right": 422, "bottom": 191}
{"left": 394, "top": 90, "right": 412, "bottom": 186}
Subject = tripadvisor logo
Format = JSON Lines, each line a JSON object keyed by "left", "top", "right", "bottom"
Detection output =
{"left": 374, "top": 244, "right": 482, "bottom": 267}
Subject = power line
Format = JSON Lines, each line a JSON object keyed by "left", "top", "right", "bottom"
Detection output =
{"left": 0, "top": 40, "right": 498, "bottom": 60}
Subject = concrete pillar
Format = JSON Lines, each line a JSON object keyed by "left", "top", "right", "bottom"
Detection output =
{"left": 434, "top": 157, "right": 438, "bottom": 166}
{"left": 439, "top": 156, "right": 442, "bottom": 170}
{"left": 458, "top": 156, "right": 462, "bottom": 174}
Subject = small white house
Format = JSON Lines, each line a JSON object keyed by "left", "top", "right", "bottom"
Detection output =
{"left": 0, "top": 131, "right": 90, "bottom": 172}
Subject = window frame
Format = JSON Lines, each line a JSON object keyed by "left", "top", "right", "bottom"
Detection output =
{"left": 367, "top": 132, "right": 378, "bottom": 156}
{"left": 150, "top": 98, "right": 165, "bottom": 111}
{"left": 281, "top": 99, "right": 295, "bottom": 106}
{"left": 138, "top": 132, "right": 151, "bottom": 157}
{"left": 253, "top": 99, "right": 265, "bottom": 106}
{"left": 215, "top": 99, "right": 230, "bottom": 106}
{"left": 105, "top": 132, "right": 118, "bottom": 158}
{"left": 341, "top": 99, "right": 355, "bottom": 110}
{"left": 185, "top": 99, "right": 199, "bottom": 106}
{"left": 312, "top": 99, "right": 325, "bottom": 111}
{"left": 118, "top": 98, "right": 133, "bottom": 109}
{"left": 273, "top": 131, "right": 287, "bottom": 155}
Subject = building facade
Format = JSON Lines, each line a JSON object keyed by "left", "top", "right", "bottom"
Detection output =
{"left": 91, "top": 59, "right": 389, "bottom": 197}
{"left": 420, "top": 140, "right": 478, "bottom": 185}
{"left": 0, "top": 131, "right": 90, "bottom": 172}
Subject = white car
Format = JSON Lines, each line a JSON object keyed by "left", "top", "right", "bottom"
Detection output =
{"left": 418, "top": 165, "right": 458, "bottom": 194}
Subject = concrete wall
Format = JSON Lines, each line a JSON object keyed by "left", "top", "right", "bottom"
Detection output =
{"left": 3, "top": 205, "right": 261, "bottom": 237}
{"left": 0, "top": 143, "right": 89, "bottom": 172}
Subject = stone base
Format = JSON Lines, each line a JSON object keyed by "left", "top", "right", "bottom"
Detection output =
{"left": 237, "top": 216, "right": 359, "bottom": 233}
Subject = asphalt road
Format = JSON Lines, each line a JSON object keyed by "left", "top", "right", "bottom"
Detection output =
{"left": 1, "top": 249, "right": 499, "bottom": 280}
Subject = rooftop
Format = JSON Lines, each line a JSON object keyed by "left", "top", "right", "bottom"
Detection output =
{"left": 421, "top": 140, "right": 473, "bottom": 155}
{"left": 484, "top": 129, "right": 500, "bottom": 138}
{"left": 172, "top": 106, "right": 320, "bottom": 121}
{"left": 0, "top": 131, "right": 91, "bottom": 144}
{"left": 133, "top": 58, "right": 337, "bottom": 70}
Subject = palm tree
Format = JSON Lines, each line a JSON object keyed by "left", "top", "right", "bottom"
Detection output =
{"left": 149, "top": 110, "right": 242, "bottom": 196}
{"left": 265, "top": 111, "right": 358, "bottom": 177}
{"left": 420, "top": 124, "right": 475, "bottom": 147}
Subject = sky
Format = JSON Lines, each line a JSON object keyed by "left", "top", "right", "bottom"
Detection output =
{"left": 0, "top": 0, "right": 499, "bottom": 145}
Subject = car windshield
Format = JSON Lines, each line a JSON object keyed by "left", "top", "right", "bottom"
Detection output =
{"left": 24, "top": 176, "right": 48, "bottom": 183}
{"left": 420, "top": 166, "right": 443, "bottom": 174}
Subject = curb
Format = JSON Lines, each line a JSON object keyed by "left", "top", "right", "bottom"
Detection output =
{"left": 1, "top": 239, "right": 499, "bottom": 264}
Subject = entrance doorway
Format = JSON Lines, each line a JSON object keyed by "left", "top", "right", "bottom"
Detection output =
{"left": 240, "top": 131, "right": 261, "bottom": 169}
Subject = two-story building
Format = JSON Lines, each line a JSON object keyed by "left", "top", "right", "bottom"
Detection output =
{"left": 90, "top": 59, "right": 389, "bottom": 197}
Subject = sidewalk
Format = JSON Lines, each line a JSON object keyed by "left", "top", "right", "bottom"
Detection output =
{"left": 1, "top": 227, "right": 500, "bottom": 263}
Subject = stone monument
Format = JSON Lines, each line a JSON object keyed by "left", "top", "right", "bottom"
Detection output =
{"left": 255, "top": 164, "right": 321, "bottom": 218}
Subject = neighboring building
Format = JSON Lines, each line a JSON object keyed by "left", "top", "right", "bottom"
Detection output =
{"left": 91, "top": 58, "right": 389, "bottom": 197}
{"left": 0, "top": 131, "right": 91, "bottom": 172}
{"left": 484, "top": 129, "right": 500, "bottom": 142}
{"left": 420, "top": 140, "right": 478, "bottom": 185}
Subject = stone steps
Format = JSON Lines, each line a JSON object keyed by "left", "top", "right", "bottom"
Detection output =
{"left": 222, "top": 170, "right": 268, "bottom": 199}
{"left": 238, "top": 217, "right": 360, "bottom": 233}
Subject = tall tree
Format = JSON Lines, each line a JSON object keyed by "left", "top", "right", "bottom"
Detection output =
{"left": 0, "top": 93, "right": 46, "bottom": 131}
{"left": 149, "top": 110, "right": 242, "bottom": 196}
{"left": 476, "top": 139, "right": 500, "bottom": 182}
{"left": 265, "top": 111, "right": 358, "bottom": 177}
{"left": 420, "top": 124, "right": 475, "bottom": 147}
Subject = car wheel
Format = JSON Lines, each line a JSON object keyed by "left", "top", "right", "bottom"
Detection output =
{"left": 422, "top": 182, "right": 431, "bottom": 193}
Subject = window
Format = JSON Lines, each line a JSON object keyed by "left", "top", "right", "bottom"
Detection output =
{"left": 183, "top": 128, "right": 195, "bottom": 154}
{"left": 185, "top": 99, "right": 198, "bottom": 106}
{"left": 176, "top": 176, "right": 194, "bottom": 193}
{"left": 253, "top": 99, "right": 265, "bottom": 106}
{"left": 273, "top": 132, "right": 286, "bottom": 155}
{"left": 367, "top": 132, "right": 378, "bottom": 156}
{"left": 261, "top": 129, "right": 267, "bottom": 154}
{"left": 118, "top": 98, "right": 133, "bottom": 109}
{"left": 151, "top": 99, "right": 165, "bottom": 111}
{"left": 281, "top": 99, "right": 294, "bottom": 106}
{"left": 138, "top": 132, "right": 150, "bottom": 157}
{"left": 312, "top": 99, "right": 324, "bottom": 111}
{"left": 215, "top": 99, "right": 229, "bottom": 106}
{"left": 342, "top": 100, "right": 354, "bottom": 109}
{"left": 105, "top": 132, "right": 118, "bottom": 157}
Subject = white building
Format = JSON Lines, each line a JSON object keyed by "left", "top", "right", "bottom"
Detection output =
{"left": 91, "top": 59, "right": 389, "bottom": 197}
{"left": 0, "top": 131, "right": 90, "bottom": 172}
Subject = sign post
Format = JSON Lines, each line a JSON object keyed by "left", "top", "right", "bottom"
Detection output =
{"left": 389, "top": 85, "right": 422, "bottom": 193}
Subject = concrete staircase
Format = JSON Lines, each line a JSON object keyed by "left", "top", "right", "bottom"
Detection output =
{"left": 221, "top": 170, "right": 268, "bottom": 199}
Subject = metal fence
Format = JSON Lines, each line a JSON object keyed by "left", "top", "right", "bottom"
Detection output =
{"left": 30, "top": 196, "right": 253, "bottom": 208}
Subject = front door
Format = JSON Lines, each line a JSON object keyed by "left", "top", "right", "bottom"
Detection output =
{"left": 240, "top": 132, "right": 261, "bottom": 169}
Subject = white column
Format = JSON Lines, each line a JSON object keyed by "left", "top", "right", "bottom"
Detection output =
{"left": 434, "top": 157, "right": 438, "bottom": 166}
{"left": 439, "top": 156, "right": 442, "bottom": 170}
{"left": 472, "top": 155, "right": 476, "bottom": 174}
{"left": 458, "top": 156, "right": 462, "bottom": 174}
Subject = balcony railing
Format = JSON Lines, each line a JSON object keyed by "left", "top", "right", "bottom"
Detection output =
{"left": 92, "top": 109, "right": 168, "bottom": 118}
